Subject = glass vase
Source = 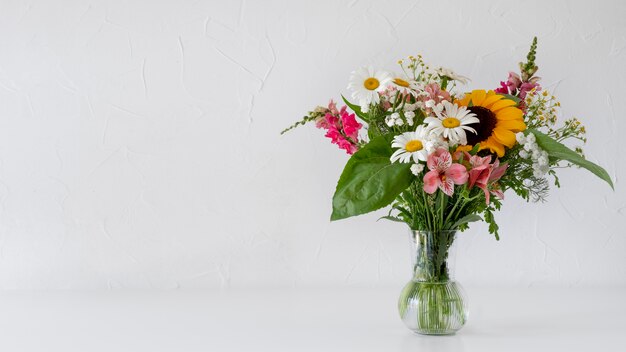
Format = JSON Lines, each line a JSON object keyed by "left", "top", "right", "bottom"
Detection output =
{"left": 398, "top": 230, "right": 468, "bottom": 335}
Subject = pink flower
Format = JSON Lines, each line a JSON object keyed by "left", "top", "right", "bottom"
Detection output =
{"left": 423, "top": 83, "right": 451, "bottom": 103}
{"left": 467, "top": 156, "right": 508, "bottom": 204}
{"left": 423, "top": 148, "right": 468, "bottom": 196}
{"left": 494, "top": 81, "right": 510, "bottom": 95}
{"left": 340, "top": 108, "right": 361, "bottom": 141}
{"left": 418, "top": 83, "right": 451, "bottom": 114}
{"left": 327, "top": 100, "right": 339, "bottom": 115}
{"left": 494, "top": 72, "right": 541, "bottom": 101}
{"left": 316, "top": 101, "right": 362, "bottom": 155}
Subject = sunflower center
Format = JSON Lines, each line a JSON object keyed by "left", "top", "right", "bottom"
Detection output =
{"left": 442, "top": 117, "right": 461, "bottom": 128}
{"left": 465, "top": 106, "right": 497, "bottom": 145}
{"left": 405, "top": 140, "right": 423, "bottom": 152}
{"left": 393, "top": 78, "right": 410, "bottom": 87}
{"left": 363, "top": 77, "right": 380, "bottom": 90}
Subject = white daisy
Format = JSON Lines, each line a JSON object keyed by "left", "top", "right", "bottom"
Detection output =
{"left": 435, "top": 67, "right": 470, "bottom": 84}
{"left": 390, "top": 125, "right": 436, "bottom": 163}
{"left": 347, "top": 66, "right": 392, "bottom": 109}
{"left": 390, "top": 73, "right": 418, "bottom": 96}
{"left": 424, "top": 101, "right": 479, "bottom": 145}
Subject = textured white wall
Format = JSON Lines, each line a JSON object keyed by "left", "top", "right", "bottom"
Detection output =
{"left": 0, "top": 0, "right": 623, "bottom": 289}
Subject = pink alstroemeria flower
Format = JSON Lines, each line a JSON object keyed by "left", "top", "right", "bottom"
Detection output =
{"left": 423, "top": 148, "right": 468, "bottom": 196}
{"left": 467, "top": 155, "right": 508, "bottom": 204}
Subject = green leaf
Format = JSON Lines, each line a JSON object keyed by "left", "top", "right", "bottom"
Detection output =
{"left": 331, "top": 135, "right": 413, "bottom": 221}
{"left": 377, "top": 216, "right": 405, "bottom": 223}
{"left": 501, "top": 94, "right": 521, "bottom": 104}
{"left": 449, "top": 214, "right": 483, "bottom": 230}
{"left": 528, "top": 129, "right": 614, "bottom": 189}
{"left": 341, "top": 95, "right": 368, "bottom": 121}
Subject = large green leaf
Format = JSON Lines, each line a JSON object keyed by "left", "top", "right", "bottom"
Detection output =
{"left": 331, "top": 135, "right": 413, "bottom": 221}
{"left": 528, "top": 129, "right": 613, "bottom": 189}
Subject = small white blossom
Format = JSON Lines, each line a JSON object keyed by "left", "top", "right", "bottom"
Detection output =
{"left": 410, "top": 163, "right": 424, "bottom": 176}
{"left": 516, "top": 132, "right": 526, "bottom": 144}
{"left": 405, "top": 111, "right": 415, "bottom": 119}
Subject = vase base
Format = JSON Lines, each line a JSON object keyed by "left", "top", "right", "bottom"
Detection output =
{"left": 412, "top": 330, "right": 458, "bottom": 336}
{"left": 398, "top": 280, "right": 468, "bottom": 334}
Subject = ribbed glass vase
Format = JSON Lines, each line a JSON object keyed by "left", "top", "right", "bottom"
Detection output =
{"left": 398, "top": 230, "right": 468, "bottom": 335}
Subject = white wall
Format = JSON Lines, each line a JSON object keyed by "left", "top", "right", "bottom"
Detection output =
{"left": 0, "top": 0, "right": 623, "bottom": 289}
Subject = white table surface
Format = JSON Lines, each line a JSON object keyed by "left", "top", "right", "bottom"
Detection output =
{"left": 0, "top": 287, "right": 624, "bottom": 351}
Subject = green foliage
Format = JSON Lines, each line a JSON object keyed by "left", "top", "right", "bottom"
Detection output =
{"left": 450, "top": 214, "right": 482, "bottom": 230}
{"left": 341, "top": 95, "right": 368, "bottom": 121}
{"left": 528, "top": 129, "right": 613, "bottom": 189}
{"left": 520, "top": 36, "right": 539, "bottom": 81}
{"left": 280, "top": 106, "right": 328, "bottom": 135}
{"left": 331, "top": 134, "right": 413, "bottom": 221}
{"left": 483, "top": 207, "right": 499, "bottom": 241}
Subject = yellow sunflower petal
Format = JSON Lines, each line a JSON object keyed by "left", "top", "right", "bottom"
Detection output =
{"left": 480, "top": 137, "right": 505, "bottom": 157}
{"left": 457, "top": 95, "right": 471, "bottom": 106}
{"left": 489, "top": 99, "right": 517, "bottom": 112}
{"left": 481, "top": 94, "right": 504, "bottom": 108}
{"left": 496, "top": 106, "right": 524, "bottom": 120}
{"left": 496, "top": 119, "right": 527, "bottom": 132}
{"left": 492, "top": 128, "right": 517, "bottom": 148}
{"left": 471, "top": 90, "right": 487, "bottom": 106}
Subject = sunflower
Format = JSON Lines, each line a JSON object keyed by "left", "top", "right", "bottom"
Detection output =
{"left": 456, "top": 90, "right": 526, "bottom": 157}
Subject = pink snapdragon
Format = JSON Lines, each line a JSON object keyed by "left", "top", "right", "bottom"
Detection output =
{"left": 315, "top": 100, "right": 362, "bottom": 155}
{"left": 494, "top": 71, "right": 541, "bottom": 101}
{"left": 423, "top": 148, "right": 468, "bottom": 196}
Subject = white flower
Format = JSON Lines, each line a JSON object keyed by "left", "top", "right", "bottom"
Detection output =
{"left": 390, "top": 125, "right": 436, "bottom": 163}
{"left": 519, "top": 150, "right": 529, "bottom": 159}
{"left": 424, "top": 99, "right": 437, "bottom": 109}
{"left": 405, "top": 111, "right": 415, "bottom": 126}
{"left": 410, "top": 163, "right": 424, "bottom": 176}
{"left": 424, "top": 101, "right": 479, "bottom": 145}
{"left": 391, "top": 74, "right": 418, "bottom": 95}
{"left": 516, "top": 132, "right": 526, "bottom": 144}
{"left": 524, "top": 142, "right": 534, "bottom": 152}
{"left": 526, "top": 132, "right": 536, "bottom": 143}
{"left": 348, "top": 66, "right": 392, "bottom": 109}
{"left": 385, "top": 112, "right": 403, "bottom": 127}
{"left": 435, "top": 67, "right": 470, "bottom": 84}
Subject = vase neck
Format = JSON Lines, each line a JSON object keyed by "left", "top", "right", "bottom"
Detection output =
{"left": 409, "top": 230, "right": 457, "bottom": 283}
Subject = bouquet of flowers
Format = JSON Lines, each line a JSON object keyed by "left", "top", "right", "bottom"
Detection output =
{"left": 282, "top": 38, "right": 612, "bottom": 334}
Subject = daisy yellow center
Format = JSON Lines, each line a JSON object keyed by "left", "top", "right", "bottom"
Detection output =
{"left": 363, "top": 77, "right": 380, "bottom": 90}
{"left": 393, "top": 78, "right": 410, "bottom": 87}
{"left": 405, "top": 140, "right": 423, "bottom": 152}
{"left": 442, "top": 117, "right": 461, "bottom": 128}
